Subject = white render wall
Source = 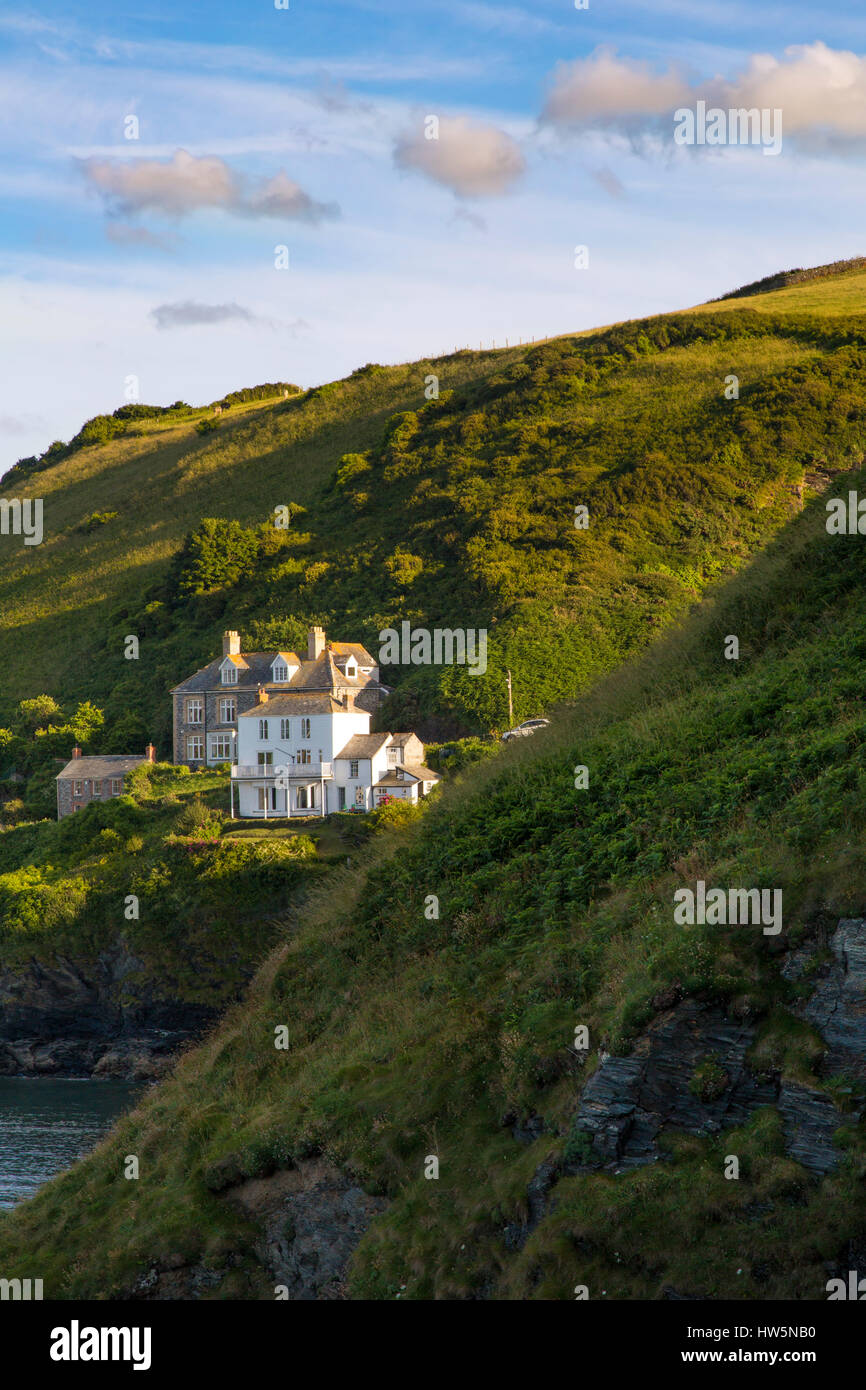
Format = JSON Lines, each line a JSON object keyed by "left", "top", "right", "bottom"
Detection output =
{"left": 236, "top": 708, "right": 370, "bottom": 765}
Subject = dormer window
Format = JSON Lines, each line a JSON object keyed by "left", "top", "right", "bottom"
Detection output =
{"left": 345, "top": 659, "right": 357, "bottom": 679}
{"left": 222, "top": 664, "right": 238, "bottom": 685}
{"left": 273, "top": 662, "right": 288, "bottom": 682}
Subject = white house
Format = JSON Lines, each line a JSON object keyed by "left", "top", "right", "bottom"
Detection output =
{"left": 231, "top": 688, "right": 439, "bottom": 818}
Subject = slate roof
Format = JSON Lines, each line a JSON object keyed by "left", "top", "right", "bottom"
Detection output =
{"left": 56, "top": 755, "right": 148, "bottom": 781}
{"left": 238, "top": 693, "right": 346, "bottom": 717}
{"left": 334, "top": 733, "right": 392, "bottom": 760}
{"left": 375, "top": 764, "right": 440, "bottom": 786}
{"left": 171, "top": 646, "right": 379, "bottom": 695}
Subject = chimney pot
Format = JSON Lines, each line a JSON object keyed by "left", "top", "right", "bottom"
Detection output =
{"left": 307, "top": 625, "right": 326, "bottom": 660}
{"left": 72, "top": 746, "right": 82, "bottom": 759}
{"left": 223, "top": 630, "right": 241, "bottom": 657}
{"left": 257, "top": 686, "right": 269, "bottom": 704}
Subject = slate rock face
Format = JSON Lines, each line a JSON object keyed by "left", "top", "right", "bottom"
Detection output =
{"left": 225, "top": 1160, "right": 388, "bottom": 1300}
{"left": 777, "top": 1081, "right": 854, "bottom": 1176}
{"left": 801, "top": 918, "right": 866, "bottom": 1077}
{"left": 0, "top": 944, "right": 222, "bottom": 1077}
{"left": 573, "top": 1001, "right": 777, "bottom": 1172}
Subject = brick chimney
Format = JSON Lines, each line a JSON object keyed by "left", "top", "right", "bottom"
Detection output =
{"left": 145, "top": 743, "right": 156, "bottom": 763}
{"left": 72, "top": 746, "right": 82, "bottom": 759}
{"left": 257, "top": 686, "right": 269, "bottom": 704}
{"left": 223, "top": 630, "right": 241, "bottom": 657}
{"left": 307, "top": 625, "right": 325, "bottom": 660}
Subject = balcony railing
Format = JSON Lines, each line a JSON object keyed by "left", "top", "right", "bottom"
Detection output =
{"left": 232, "top": 762, "right": 333, "bottom": 780}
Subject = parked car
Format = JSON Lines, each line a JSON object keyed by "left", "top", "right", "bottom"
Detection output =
{"left": 501, "top": 717, "right": 551, "bottom": 742}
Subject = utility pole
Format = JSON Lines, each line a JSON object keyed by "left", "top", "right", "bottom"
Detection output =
{"left": 506, "top": 669, "right": 513, "bottom": 728}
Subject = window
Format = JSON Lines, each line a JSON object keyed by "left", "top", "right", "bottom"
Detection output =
{"left": 93, "top": 780, "right": 102, "bottom": 796}
{"left": 345, "top": 659, "right": 357, "bottom": 678}
{"left": 297, "top": 749, "right": 311, "bottom": 765}
{"left": 273, "top": 662, "right": 288, "bottom": 682}
{"left": 258, "top": 719, "right": 269, "bottom": 740}
{"left": 257, "top": 787, "right": 278, "bottom": 811}
{"left": 387, "top": 746, "right": 401, "bottom": 765}
{"left": 186, "top": 697, "right": 203, "bottom": 724}
{"left": 300, "top": 717, "right": 311, "bottom": 739}
{"left": 187, "top": 736, "right": 204, "bottom": 761}
{"left": 219, "top": 697, "right": 236, "bottom": 723}
{"left": 222, "top": 664, "right": 238, "bottom": 685}
{"left": 280, "top": 718, "right": 291, "bottom": 739}
{"left": 297, "top": 786, "right": 308, "bottom": 809}
{"left": 111, "top": 778, "right": 123, "bottom": 795}
{"left": 210, "top": 735, "right": 232, "bottom": 761}
{"left": 73, "top": 779, "right": 82, "bottom": 796}
{"left": 349, "top": 759, "right": 359, "bottom": 778}
{"left": 257, "top": 751, "right": 273, "bottom": 766}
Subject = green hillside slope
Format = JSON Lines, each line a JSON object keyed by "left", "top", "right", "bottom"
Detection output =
{"left": 6, "top": 273, "right": 866, "bottom": 762}
{"left": 2, "top": 432, "right": 866, "bottom": 1298}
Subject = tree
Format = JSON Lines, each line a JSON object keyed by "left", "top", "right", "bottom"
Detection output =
{"left": 16, "top": 696, "right": 63, "bottom": 732}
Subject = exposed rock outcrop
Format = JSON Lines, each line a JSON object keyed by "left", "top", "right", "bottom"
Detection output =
{"left": 224, "top": 1160, "right": 389, "bottom": 1300}
{"left": 574, "top": 1001, "right": 777, "bottom": 1172}
{"left": 0, "top": 943, "right": 219, "bottom": 1078}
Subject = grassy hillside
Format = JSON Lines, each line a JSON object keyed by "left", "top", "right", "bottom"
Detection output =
{"left": 6, "top": 271, "right": 866, "bottom": 761}
{"left": 3, "top": 440, "right": 866, "bottom": 1297}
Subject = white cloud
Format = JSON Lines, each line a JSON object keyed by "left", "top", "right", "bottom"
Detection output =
{"left": 543, "top": 47, "right": 689, "bottom": 128}
{"left": 394, "top": 115, "right": 525, "bottom": 197}
{"left": 543, "top": 41, "right": 866, "bottom": 151}
{"left": 80, "top": 148, "right": 339, "bottom": 222}
{"left": 150, "top": 301, "right": 263, "bottom": 330}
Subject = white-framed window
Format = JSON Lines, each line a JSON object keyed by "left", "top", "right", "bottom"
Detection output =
{"left": 219, "top": 697, "right": 236, "bottom": 723}
{"left": 280, "top": 718, "right": 291, "bottom": 739}
{"left": 187, "top": 736, "right": 204, "bottom": 761}
{"left": 210, "top": 734, "right": 232, "bottom": 761}
{"left": 93, "top": 780, "right": 102, "bottom": 795}
{"left": 349, "top": 759, "right": 359, "bottom": 778}
{"left": 186, "top": 697, "right": 203, "bottom": 724}
{"left": 222, "top": 664, "right": 238, "bottom": 685}
{"left": 387, "top": 746, "right": 401, "bottom": 765}
{"left": 257, "top": 751, "right": 273, "bottom": 766}
{"left": 345, "top": 659, "right": 357, "bottom": 678}
{"left": 297, "top": 749, "right": 311, "bottom": 765}
{"left": 73, "top": 779, "right": 82, "bottom": 796}
{"left": 257, "top": 787, "right": 278, "bottom": 811}
{"left": 273, "top": 662, "right": 288, "bottom": 682}
{"left": 258, "top": 718, "right": 269, "bottom": 740}
{"left": 300, "top": 717, "right": 311, "bottom": 739}
{"left": 111, "top": 778, "right": 123, "bottom": 795}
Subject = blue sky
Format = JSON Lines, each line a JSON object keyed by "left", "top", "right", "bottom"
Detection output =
{"left": 3, "top": 0, "right": 866, "bottom": 471}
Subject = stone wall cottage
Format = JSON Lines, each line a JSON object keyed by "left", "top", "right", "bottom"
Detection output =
{"left": 56, "top": 744, "right": 156, "bottom": 819}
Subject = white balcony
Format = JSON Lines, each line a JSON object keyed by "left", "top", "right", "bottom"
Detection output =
{"left": 231, "top": 762, "right": 333, "bottom": 780}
